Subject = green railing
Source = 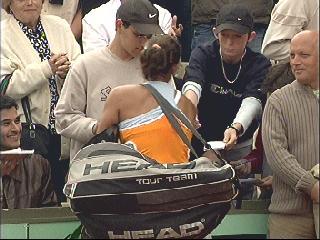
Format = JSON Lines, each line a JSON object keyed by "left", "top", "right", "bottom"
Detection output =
{"left": 1, "top": 200, "right": 269, "bottom": 239}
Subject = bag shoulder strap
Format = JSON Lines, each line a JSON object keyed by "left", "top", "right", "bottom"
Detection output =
{"left": 0, "top": 74, "right": 12, "bottom": 95}
{"left": 21, "top": 97, "right": 33, "bottom": 124}
{"left": 142, "top": 84, "right": 211, "bottom": 158}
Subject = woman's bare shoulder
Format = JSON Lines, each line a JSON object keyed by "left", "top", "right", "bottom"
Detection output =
{"left": 109, "top": 85, "right": 149, "bottom": 105}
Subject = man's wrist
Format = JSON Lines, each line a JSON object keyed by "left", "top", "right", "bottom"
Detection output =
{"left": 227, "top": 123, "right": 243, "bottom": 137}
{"left": 226, "top": 125, "right": 240, "bottom": 137}
{"left": 232, "top": 123, "right": 243, "bottom": 135}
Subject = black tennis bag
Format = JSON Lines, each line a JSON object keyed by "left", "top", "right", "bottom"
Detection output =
{"left": 64, "top": 142, "right": 239, "bottom": 239}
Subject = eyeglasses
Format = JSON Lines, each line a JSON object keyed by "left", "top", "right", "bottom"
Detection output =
{"left": 122, "top": 21, "right": 152, "bottom": 40}
{"left": 132, "top": 30, "right": 152, "bottom": 40}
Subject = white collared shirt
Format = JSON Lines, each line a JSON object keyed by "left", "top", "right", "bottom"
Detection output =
{"left": 82, "top": 0, "right": 172, "bottom": 52}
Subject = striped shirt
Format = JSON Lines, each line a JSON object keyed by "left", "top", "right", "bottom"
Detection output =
{"left": 262, "top": 80, "right": 319, "bottom": 214}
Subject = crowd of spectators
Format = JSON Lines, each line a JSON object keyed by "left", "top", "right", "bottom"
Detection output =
{"left": 0, "top": 0, "right": 319, "bottom": 238}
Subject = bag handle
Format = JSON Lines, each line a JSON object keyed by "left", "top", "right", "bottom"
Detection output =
{"left": 0, "top": 74, "right": 13, "bottom": 95}
{"left": 21, "top": 96, "right": 33, "bottom": 125}
{"left": 142, "top": 84, "right": 212, "bottom": 159}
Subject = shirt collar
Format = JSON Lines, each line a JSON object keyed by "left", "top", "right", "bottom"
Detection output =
{"left": 16, "top": 17, "right": 41, "bottom": 33}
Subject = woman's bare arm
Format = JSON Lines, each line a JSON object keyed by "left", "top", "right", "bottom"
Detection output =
{"left": 96, "top": 89, "right": 121, "bottom": 134}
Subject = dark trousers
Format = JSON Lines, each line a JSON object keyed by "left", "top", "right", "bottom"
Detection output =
{"left": 44, "top": 132, "right": 69, "bottom": 203}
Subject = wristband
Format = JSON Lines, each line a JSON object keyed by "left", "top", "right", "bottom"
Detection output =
{"left": 227, "top": 125, "right": 240, "bottom": 137}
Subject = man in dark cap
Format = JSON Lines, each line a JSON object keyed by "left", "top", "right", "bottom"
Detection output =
{"left": 55, "top": 0, "right": 165, "bottom": 162}
{"left": 191, "top": 0, "right": 274, "bottom": 52}
{"left": 183, "top": 4, "right": 271, "bottom": 179}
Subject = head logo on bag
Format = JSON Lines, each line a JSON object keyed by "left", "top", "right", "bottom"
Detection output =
{"left": 82, "top": 159, "right": 196, "bottom": 176}
{"left": 107, "top": 221, "right": 204, "bottom": 239}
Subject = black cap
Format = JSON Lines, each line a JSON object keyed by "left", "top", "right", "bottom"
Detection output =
{"left": 215, "top": 4, "right": 254, "bottom": 34}
{"left": 116, "top": 0, "right": 164, "bottom": 35}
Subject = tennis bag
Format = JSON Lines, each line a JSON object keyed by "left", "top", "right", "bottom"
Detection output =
{"left": 64, "top": 142, "right": 239, "bottom": 239}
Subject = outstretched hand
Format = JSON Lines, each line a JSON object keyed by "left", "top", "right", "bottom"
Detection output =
{"left": 170, "top": 15, "right": 183, "bottom": 38}
{"left": 223, "top": 128, "right": 238, "bottom": 150}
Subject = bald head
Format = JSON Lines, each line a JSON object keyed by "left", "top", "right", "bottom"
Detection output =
{"left": 292, "top": 30, "right": 319, "bottom": 49}
{"left": 290, "top": 30, "right": 319, "bottom": 89}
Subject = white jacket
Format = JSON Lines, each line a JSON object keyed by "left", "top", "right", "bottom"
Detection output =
{"left": 1, "top": 14, "right": 81, "bottom": 126}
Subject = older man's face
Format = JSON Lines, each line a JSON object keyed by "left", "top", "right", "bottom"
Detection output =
{"left": 0, "top": 107, "right": 22, "bottom": 150}
{"left": 290, "top": 33, "right": 319, "bottom": 88}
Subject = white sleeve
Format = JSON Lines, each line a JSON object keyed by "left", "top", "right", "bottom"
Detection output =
{"left": 154, "top": 4, "right": 172, "bottom": 34}
{"left": 182, "top": 81, "right": 202, "bottom": 103}
{"left": 0, "top": 56, "right": 52, "bottom": 99}
{"left": 233, "top": 97, "right": 262, "bottom": 135}
{"left": 82, "top": 16, "right": 110, "bottom": 53}
{"left": 54, "top": 59, "right": 97, "bottom": 144}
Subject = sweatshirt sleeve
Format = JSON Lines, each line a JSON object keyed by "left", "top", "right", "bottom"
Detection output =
{"left": 262, "top": 93, "right": 317, "bottom": 195}
{"left": 0, "top": 55, "right": 52, "bottom": 99}
{"left": 55, "top": 58, "right": 97, "bottom": 144}
{"left": 261, "top": 0, "right": 315, "bottom": 62}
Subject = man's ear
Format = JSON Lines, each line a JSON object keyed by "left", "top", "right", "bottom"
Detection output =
{"left": 212, "top": 27, "right": 219, "bottom": 39}
{"left": 115, "top": 19, "right": 123, "bottom": 31}
{"left": 248, "top": 31, "right": 257, "bottom": 43}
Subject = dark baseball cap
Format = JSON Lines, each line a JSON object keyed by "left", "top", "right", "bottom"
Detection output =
{"left": 116, "top": 0, "right": 164, "bottom": 35}
{"left": 215, "top": 4, "right": 254, "bottom": 34}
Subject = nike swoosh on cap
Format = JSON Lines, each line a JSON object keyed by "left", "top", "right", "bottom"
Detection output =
{"left": 149, "top": 13, "right": 157, "bottom": 18}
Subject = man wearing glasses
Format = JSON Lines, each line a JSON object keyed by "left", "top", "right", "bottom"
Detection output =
{"left": 81, "top": 0, "right": 176, "bottom": 53}
{"left": 55, "top": 0, "right": 163, "bottom": 162}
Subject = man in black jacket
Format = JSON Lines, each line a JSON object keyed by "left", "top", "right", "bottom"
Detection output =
{"left": 191, "top": 0, "right": 274, "bottom": 52}
{"left": 183, "top": 4, "right": 271, "bottom": 167}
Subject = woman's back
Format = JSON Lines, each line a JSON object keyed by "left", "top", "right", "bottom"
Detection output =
{"left": 117, "top": 81, "right": 195, "bottom": 164}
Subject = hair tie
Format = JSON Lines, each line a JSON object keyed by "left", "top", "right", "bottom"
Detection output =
{"left": 152, "top": 44, "right": 161, "bottom": 49}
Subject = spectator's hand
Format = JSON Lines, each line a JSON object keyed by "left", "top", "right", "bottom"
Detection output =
{"left": 230, "top": 159, "right": 251, "bottom": 176}
{"left": 49, "top": 53, "right": 71, "bottom": 79}
{"left": 223, "top": 123, "right": 242, "bottom": 150}
{"left": 311, "top": 164, "right": 319, "bottom": 179}
{"left": 256, "top": 176, "right": 273, "bottom": 189}
{"left": 170, "top": 15, "right": 183, "bottom": 38}
{"left": 223, "top": 128, "right": 238, "bottom": 150}
{"left": 311, "top": 181, "right": 319, "bottom": 203}
{"left": 48, "top": 53, "right": 61, "bottom": 74}
{"left": 55, "top": 54, "right": 71, "bottom": 79}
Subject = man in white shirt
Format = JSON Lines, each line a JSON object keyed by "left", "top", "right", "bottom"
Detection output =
{"left": 81, "top": 0, "right": 176, "bottom": 52}
{"left": 261, "top": 0, "right": 319, "bottom": 63}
